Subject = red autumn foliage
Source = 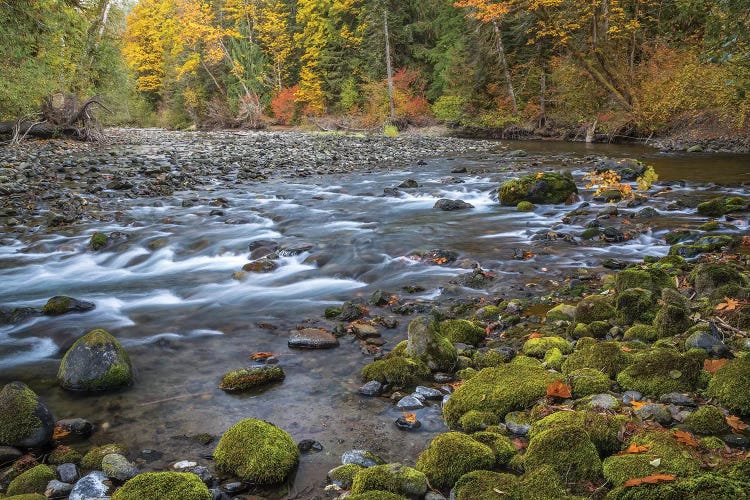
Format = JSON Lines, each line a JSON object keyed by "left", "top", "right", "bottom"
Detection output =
{"left": 271, "top": 85, "right": 299, "bottom": 125}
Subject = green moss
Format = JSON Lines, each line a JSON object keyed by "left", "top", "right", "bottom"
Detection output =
{"left": 213, "top": 419, "right": 298, "bottom": 484}
{"left": 543, "top": 348, "right": 564, "bottom": 371}
{"left": 406, "top": 317, "right": 457, "bottom": 371}
{"left": 520, "top": 464, "right": 567, "bottom": 500}
{"left": 81, "top": 443, "right": 128, "bottom": 470}
{"left": 623, "top": 324, "right": 657, "bottom": 342}
{"left": 48, "top": 445, "right": 82, "bottom": 465}
{"left": 350, "top": 463, "right": 428, "bottom": 497}
{"left": 453, "top": 470, "right": 522, "bottom": 499}
{"left": 361, "top": 356, "right": 430, "bottom": 387}
{"left": 472, "top": 348, "right": 512, "bottom": 368}
{"left": 589, "top": 321, "right": 612, "bottom": 338}
{"left": 654, "top": 255, "right": 688, "bottom": 273}
{"left": 602, "top": 430, "right": 702, "bottom": 487}
{"left": 690, "top": 263, "right": 746, "bottom": 296}
{"left": 345, "top": 492, "right": 406, "bottom": 500}
{"left": 57, "top": 329, "right": 132, "bottom": 392}
{"left": 615, "top": 268, "right": 674, "bottom": 295}
{"left": 324, "top": 307, "right": 342, "bottom": 318}
{"left": 0, "top": 382, "right": 49, "bottom": 448}
{"left": 3, "top": 495, "right": 48, "bottom": 500}
{"left": 443, "top": 364, "right": 559, "bottom": 429}
{"left": 699, "top": 220, "right": 720, "bottom": 231}
{"left": 571, "top": 323, "right": 593, "bottom": 339}
{"left": 90, "top": 232, "right": 109, "bottom": 251}
{"left": 616, "top": 348, "right": 704, "bottom": 396}
{"left": 218, "top": 366, "right": 284, "bottom": 392}
{"left": 562, "top": 341, "right": 631, "bottom": 378}
{"left": 546, "top": 304, "right": 576, "bottom": 322}
{"left": 415, "top": 432, "right": 495, "bottom": 490}
{"left": 523, "top": 425, "right": 602, "bottom": 482}
{"left": 517, "top": 201, "right": 535, "bottom": 212}
{"left": 459, "top": 411, "right": 501, "bottom": 433}
{"left": 510, "top": 355, "right": 542, "bottom": 367}
{"left": 111, "top": 472, "right": 211, "bottom": 500}
{"left": 474, "top": 305, "right": 501, "bottom": 321}
{"left": 438, "top": 319, "right": 485, "bottom": 346}
{"left": 522, "top": 336, "right": 572, "bottom": 358}
{"left": 568, "top": 368, "right": 612, "bottom": 398}
{"left": 685, "top": 405, "right": 730, "bottom": 435}
{"left": 653, "top": 304, "right": 692, "bottom": 338}
{"left": 616, "top": 288, "right": 656, "bottom": 324}
{"left": 707, "top": 356, "right": 750, "bottom": 414}
{"left": 457, "top": 367, "right": 478, "bottom": 380}
{"left": 700, "top": 436, "right": 726, "bottom": 451}
{"left": 5, "top": 465, "right": 55, "bottom": 496}
{"left": 581, "top": 227, "right": 602, "bottom": 240}
{"left": 696, "top": 196, "right": 746, "bottom": 217}
{"left": 41, "top": 296, "right": 71, "bottom": 315}
{"left": 529, "top": 410, "right": 628, "bottom": 456}
{"left": 327, "top": 463, "right": 363, "bottom": 489}
{"left": 470, "top": 431, "right": 516, "bottom": 466}
{"left": 499, "top": 172, "right": 578, "bottom": 206}
{"left": 574, "top": 296, "right": 616, "bottom": 324}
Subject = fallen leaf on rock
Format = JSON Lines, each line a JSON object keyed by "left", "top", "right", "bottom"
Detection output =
{"left": 402, "top": 412, "right": 417, "bottom": 423}
{"left": 630, "top": 401, "right": 648, "bottom": 410}
{"left": 616, "top": 443, "right": 653, "bottom": 455}
{"left": 704, "top": 358, "right": 729, "bottom": 374}
{"left": 621, "top": 345, "right": 634, "bottom": 352}
{"left": 546, "top": 380, "right": 572, "bottom": 399}
{"left": 52, "top": 427, "right": 70, "bottom": 440}
{"left": 250, "top": 352, "right": 275, "bottom": 360}
{"left": 674, "top": 429, "right": 699, "bottom": 447}
{"left": 726, "top": 415, "right": 748, "bottom": 433}
{"left": 623, "top": 474, "right": 676, "bottom": 487}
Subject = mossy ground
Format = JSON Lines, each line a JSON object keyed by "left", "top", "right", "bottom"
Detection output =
{"left": 707, "top": 356, "right": 750, "bottom": 414}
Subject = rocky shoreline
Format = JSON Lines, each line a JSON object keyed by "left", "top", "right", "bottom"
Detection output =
{"left": 1, "top": 130, "right": 750, "bottom": 499}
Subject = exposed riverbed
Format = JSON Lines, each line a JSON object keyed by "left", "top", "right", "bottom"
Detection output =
{"left": 1, "top": 130, "right": 749, "bottom": 497}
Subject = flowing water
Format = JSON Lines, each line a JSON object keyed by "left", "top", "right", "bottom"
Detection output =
{"left": 1, "top": 137, "right": 749, "bottom": 496}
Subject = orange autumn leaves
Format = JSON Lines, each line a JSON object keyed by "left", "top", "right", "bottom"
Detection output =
{"left": 623, "top": 473, "right": 677, "bottom": 487}
{"left": 546, "top": 380, "right": 572, "bottom": 399}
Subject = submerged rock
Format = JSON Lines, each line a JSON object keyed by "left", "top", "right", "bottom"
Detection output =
{"left": 288, "top": 328, "right": 339, "bottom": 349}
{"left": 0, "top": 381, "right": 55, "bottom": 448}
{"left": 57, "top": 329, "right": 133, "bottom": 392}
{"left": 41, "top": 296, "right": 95, "bottom": 316}
{"left": 433, "top": 199, "right": 474, "bottom": 211}
{"left": 219, "top": 366, "right": 285, "bottom": 392}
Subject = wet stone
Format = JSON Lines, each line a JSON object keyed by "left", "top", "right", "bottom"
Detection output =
{"left": 685, "top": 331, "right": 728, "bottom": 356}
{"left": 341, "top": 450, "right": 385, "bottom": 468}
{"left": 722, "top": 434, "right": 749, "bottom": 448}
{"left": 395, "top": 415, "right": 422, "bottom": 431}
{"left": 102, "top": 453, "right": 138, "bottom": 481}
{"left": 434, "top": 199, "right": 474, "bottom": 211}
{"left": 588, "top": 394, "right": 619, "bottom": 410}
{"left": 42, "top": 296, "right": 95, "bottom": 316}
{"left": 221, "top": 481, "right": 247, "bottom": 494}
{"left": 55, "top": 418, "right": 94, "bottom": 438}
{"left": 622, "top": 391, "right": 643, "bottom": 405}
{"left": 415, "top": 386, "right": 443, "bottom": 400}
{"left": 351, "top": 323, "right": 380, "bottom": 338}
{"left": 398, "top": 179, "right": 419, "bottom": 188}
{"left": 297, "top": 439, "right": 323, "bottom": 453}
{"left": 0, "top": 446, "right": 22, "bottom": 463}
{"left": 397, "top": 395, "right": 425, "bottom": 410}
{"left": 46, "top": 479, "right": 73, "bottom": 498}
{"left": 340, "top": 301, "right": 365, "bottom": 321}
{"left": 359, "top": 381, "right": 383, "bottom": 397}
{"left": 56, "top": 463, "right": 79, "bottom": 484}
{"left": 69, "top": 471, "right": 109, "bottom": 500}
{"left": 635, "top": 404, "right": 673, "bottom": 425}
{"left": 659, "top": 392, "right": 697, "bottom": 407}
{"left": 288, "top": 328, "right": 339, "bottom": 349}
{"left": 242, "top": 258, "right": 278, "bottom": 273}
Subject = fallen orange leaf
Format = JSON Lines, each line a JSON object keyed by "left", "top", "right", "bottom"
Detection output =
{"left": 630, "top": 401, "right": 648, "bottom": 410}
{"left": 621, "top": 345, "right": 634, "bottom": 352}
{"left": 546, "top": 380, "right": 572, "bottom": 399}
{"left": 715, "top": 297, "right": 740, "bottom": 312}
{"left": 704, "top": 358, "right": 729, "bottom": 375}
{"left": 527, "top": 332, "right": 545, "bottom": 339}
{"left": 402, "top": 412, "right": 417, "bottom": 423}
{"left": 250, "top": 352, "right": 275, "bottom": 360}
{"left": 674, "top": 429, "right": 699, "bottom": 447}
{"left": 511, "top": 437, "right": 528, "bottom": 450}
{"left": 623, "top": 474, "right": 677, "bottom": 487}
{"left": 726, "top": 415, "right": 748, "bottom": 433}
{"left": 616, "top": 443, "right": 653, "bottom": 455}
{"left": 52, "top": 427, "right": 70, "bottom": 440}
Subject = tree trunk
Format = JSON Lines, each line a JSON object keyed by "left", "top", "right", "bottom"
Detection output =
{"left": 539, "top": 72, "right": 546, "bottom": 125}
{"left": 384, "top": 8, "right": 396, "bottom": 121}
{"left": 493, "top": 21, "right": 518, "bottom": 115}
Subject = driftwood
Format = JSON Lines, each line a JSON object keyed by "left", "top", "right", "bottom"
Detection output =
{"left": 0, "top": 93, "right": 109, "bottom": 144}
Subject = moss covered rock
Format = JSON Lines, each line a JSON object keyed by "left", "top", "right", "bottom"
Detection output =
{"left": 696, "top": 196, "right": 746, "bottom": 217}
{"left": 111, "top": 472, "right": 211, "bottom": 500}
{"left": 458, "top": 411, "right": 501, "bottom": 433}
{"left": 602, "top": 430, "right": 701, "bottom": 487}
{"left": 568, "top": 368, "right": 612, "bottom": 398}
{"left": 57, "top": 329, "right": 132, "bottom": 392}
{"left": 520, "top": 464, "right": 568, "bottom": 500}
{"left": 517, "top": 201, "right": 535, "bottom": 212}
{"left": 616, "top": 288, "right": 656, "bottom": 324}
{"left": 499, "top": 172, "right": 578, "bottom": 206}
{"left": 443, "top": 364, "right": 559, "bottom": 429}
{"left": 574, "top": 296, "right": 616, "bottom": 324}
{"left": 470, "top": 431, "right": 516, "bottom": 466}
{"left": 707, "top": 356, "right": 750, "bottom": 415}
{"left": 438, "top": 319, "right": 485, "bottom": 346}
{"left": 350, "top": 463, "right": 428, "bottom": 497}
{"left": 523, "top": 425, "right": 602, "bottom": 482}
{"left": 546, "top": 304, "right": 576, "bottom": 322}
{"left": 542, "top": 348, "right": 564, "bottom": 371}
{"left": 41, "top": 296, "right": 95, "bottom": 316}
{"left": 406, "top": 317, "right": 457, "bottom": 371}
{"left": 453, "top": 470, "right": 522, "bottom": 499}
{"left": 522, "top": 336, "right": 572, "bottom": 358}
{"left": 685, "top": 405, "right": 730, "bottom": 435}
{"left": 6, "top": 465, "right": 55, "bottom": 496}
{"left": 89, "top": 232, "right": 109, "bottom": 251}
{"left": 562, "top": 341, "right": 631, "bottom": 379}
{"left": 614, "top": 268, "right": 674, "bottom": 295}
{"left": 327, "top": 463, "right": 363, "bottom": 489}
{"left": 361, "top": 356, "right": 430, "bottom": 387}
{"left": 48, "top": 445, "right": 82, "bottom": 465}
{"left": 346, "top": 492, "right": 406, "bottom": 500}
{"left": 213, "top": 419, "right": 298, "bottom": 484}
{"left": 616, "top": 348, "right": 704, "bottom": 396}
{"left": 623, "top": 324, "right": 657, "bottom": 342}
{"left": 0, "top": 382, "right": 54, "bottom": 448}
{"left": 81, "top": 443, "right": 128, "bottom": 470}
{"left": 690, "top": 263, "right": 746, "bottom": 297}
{"left": 529, "top": 410, "right": 627, "bottom": 456}
{"left": 415, "top": 432, "right": 495, "bottom": 491}
{"left": 218, "top": 366, "right": 284, "bottom": 392}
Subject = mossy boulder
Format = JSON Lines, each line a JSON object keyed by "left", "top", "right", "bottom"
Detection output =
{"left": 707, "top": 356, "right": 750, "bottom": 414}
{"left": 57, "top": 329, "right": 132, "bottom": 392}
{"left": 574, "top": 296, "right": 616, "bottom": 324}
{"left": 602, "top": 430, "right": 701, "bottom": 487}
{"left": 213, "top": 419, "right": 298, "bottom": 484}
{"left": 696, "top": 196, "right": 746, "bottom": 217}
{"left": 562, "top": 341, "right": 631, "bottom": 379}
{"left": 517, "top": 201, "right": 535, "bottom": 212}
{"left": 219, "top": 366, "right": 284, "bottom": 392}
{"left": 616, "top": 288, "right": 656, "bottom": 324}
{"left": 41, "top": 296, "right": 95, "bottom": 316}
{"left": 520, "top": 465, "right": 567, "bottom": 500}
{"left": 523, "top": 425, "right": 602, "bottom": 482}
{"left": 568, "top": 368, "right": 612, "bottom": 398}
{"left": 653, "top": 304, "right": 692, "bottom": 339}
{"left": 89, "top": 232, "right": 109, "bottom": 251}
{"left": 0, "top": 382, "right": 54, "bottom": 448}
{"left": 472, "top": 348, "right": 513, "bottom": 368}
{"left": 415, "top": 432, "right": 495, "bottom": 491}
{"left": 453, "top": 470, "right": 522, "bottom": 499}
{"left": 614, "top": 268, "right": 674, "bottom": 295}
{"left": 361, "top": 356, "right": 430, "bottom": 387}
{"left": 6, "top": 465, "right": 55, "bottom": 496}
{"left": 623, "top": 324, "right": 657, "bottom": 342}
{"left": 346, "top": 492, "right": 406, "bottom": 500}
{"left": 470, "top": 431, "right": 516, "bottom": 466}
{"left": 81, "top": 443, "right": 128, "bottom": 470}
{"left": 438, "top": 319, "right": 485, "bottom": 346}
{"left": 685, "top": 405, "right": 730, "bottom": 435}
{"left": 546, "top": 304, "right": 576, "bottom": 322}
{"left": 443, "top": 364, "right": 559, "bottom": 429}
{"left": 690, "top": 263, "right": 746, "bottom": 296}
{"left": 543, "top": 348, "right": 564, "bottom": 371}
{"left": 529, "top": 410, "right": 628, "bottom": 457}
{"left": 327, "top": 463, "right": 363, "bottom": 489}
{"left": 616, "top": 348, "right": 704, "bottom": 397}
{"left": 111, "top": 472, "right": 211, "bottom": 500}
{"left": 458, "top": 411, "right": 501, "bottom": 433}
{"left": 499, "top": 172, "right": 578, "bottom": 206}
{"left": 350, "top": 463, "right": 428, "bottom": 497}
{"left": 406, "top": 317, "right": 457, "bottom": 371}
{"left": 522, "top": 336, "right": 572, "bottom": 358}
{"left": 571, "top": 322, "right": 593, "bottom": 339}
{"left": 48, "top": 445, "right": 82, "bottom": 464}
{"left": 3, "top": 495, "right": 48, "bottom": 500}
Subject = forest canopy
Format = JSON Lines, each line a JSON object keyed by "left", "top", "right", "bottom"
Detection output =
{"left": 1, "top": 0, "right": 748, "bottom": 138}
